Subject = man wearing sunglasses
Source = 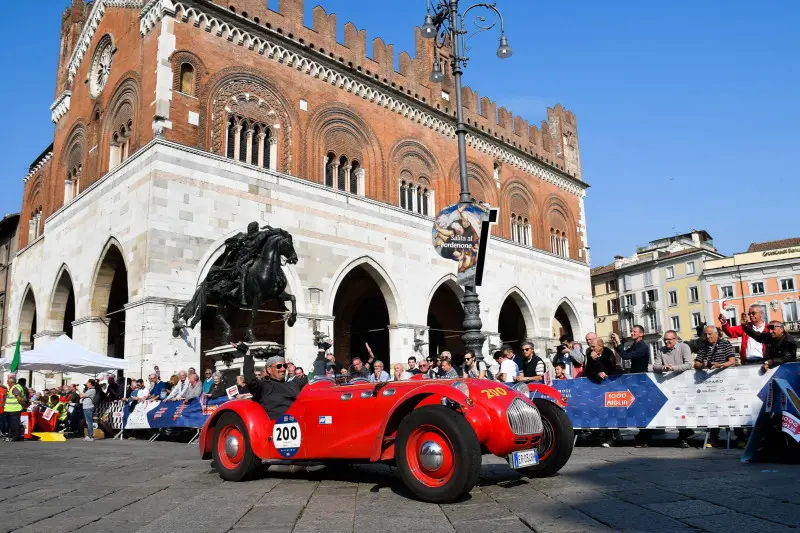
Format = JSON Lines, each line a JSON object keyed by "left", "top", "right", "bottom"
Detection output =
{"left": 238, "top": 343, "right": 306, "bottom": 420}
{"left": 719, "top": 304, "right": 768, "bottom": 365}
{"left": 647, "top": 331, "right": 694, "bottom": 447}
{"left": 742, "top": 320, "right": 797, "bottom": 371}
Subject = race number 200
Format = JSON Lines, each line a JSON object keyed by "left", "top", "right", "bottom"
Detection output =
{"left": 273, "top": 414, "right": 302, "bottom": 457}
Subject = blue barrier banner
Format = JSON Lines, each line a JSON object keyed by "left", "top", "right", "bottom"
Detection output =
{"left": 123, "top": 397, "right": 230, "bottom": 430}
{"left": 548, "top": 363, "right": 800, "bottom": 429}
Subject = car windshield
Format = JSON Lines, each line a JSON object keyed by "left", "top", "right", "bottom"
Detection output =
{"left": 312, "top": 374, "right": 371, "bottom": 386}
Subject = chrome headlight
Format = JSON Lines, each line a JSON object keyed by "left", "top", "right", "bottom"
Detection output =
{"left": 513, "top": 382, "right": 530, "bottom": 396}
{"left": 451, "top": 381, "right": 470, "bottom": 398}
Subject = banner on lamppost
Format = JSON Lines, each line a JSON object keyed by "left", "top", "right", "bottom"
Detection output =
{"left": 432, "top": 202, "right": 498, "bottom": 287}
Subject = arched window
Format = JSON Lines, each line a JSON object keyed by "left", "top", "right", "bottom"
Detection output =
{"left": 28, "top": 207, "right": 43, "bottom": 242}
{"left": 238, "top": 120, "right": 249, "bottom": 163}
{"left": 251, "top": 124, "right": 260, "bottom": 166}
{"left": 325, "top": 152, "right": 335, "bottom": 187}
{"left": 179, "top": 63, "right": 194, "bottom": 94}
{"left": 226, "top": 117, "right": 236, "bottom": 159}
{"left": 224, "top": 114, "right": 277, "bottom": 171}
{"left": 399, "top": 180, "right": 407, "bottom": 209}
{"left": 263, "top": 128, "right": 272, "bottom": 169}
{"left": 322, "top": 151, "right": 363, "bottom": 195}
{"left": 337, "top": 156, "right": 348, "bottom": 191}
{"left": 350, "top": 161, "right": 360, "bottom": 194}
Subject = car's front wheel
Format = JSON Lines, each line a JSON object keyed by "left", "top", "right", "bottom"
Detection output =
{"left": 519, "top": 398, "right": 574, "bottom": 477}
{"left": 395, "top": 405, "right": 481, "bottom": 503}
{"left": 211, "top": 412, "right": 261, "bottom": 481}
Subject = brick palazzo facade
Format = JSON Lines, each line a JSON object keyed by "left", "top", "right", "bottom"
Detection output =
{"left": 7, "top": 0, "right": 591, "bottom": 383}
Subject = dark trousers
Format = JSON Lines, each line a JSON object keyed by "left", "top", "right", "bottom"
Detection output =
{"left": 0, "top": 413, "right": 7, "bottom": 435}
{"left": 6, "top": 412, "right": 21, "bottom": 441}
{"left": 69, "top": 405, "right": 83, "bottom": 432}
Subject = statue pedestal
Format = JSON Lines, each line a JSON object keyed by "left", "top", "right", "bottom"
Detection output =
{"left": 205, "top": 341, "right": 284, "bottom": 383}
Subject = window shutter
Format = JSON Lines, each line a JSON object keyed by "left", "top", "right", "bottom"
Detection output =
{"left": 607, "top": 300, "right": 612, "bottom": 314}
{"left": 632, "top": 294, "right": 637, "bottom": 306}
{"left": 653, "top": 289, "right": 659, "bottom": 301}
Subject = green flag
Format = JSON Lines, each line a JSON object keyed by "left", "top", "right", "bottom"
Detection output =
{"left": 10, "top": 333, "right": 21, "bottom": 373}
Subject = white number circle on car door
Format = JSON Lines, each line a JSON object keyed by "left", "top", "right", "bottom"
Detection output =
{"left": 272, "top": 414, "right": 302, "bottom": 457}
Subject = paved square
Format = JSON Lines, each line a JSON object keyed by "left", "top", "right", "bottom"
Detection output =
{"left": 1, "top": 439, "right": 798, "bottom": 533}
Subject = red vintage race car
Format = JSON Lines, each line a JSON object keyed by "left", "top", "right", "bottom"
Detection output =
{"left": 199, "top": 376, "right": 573, "bottom": 503}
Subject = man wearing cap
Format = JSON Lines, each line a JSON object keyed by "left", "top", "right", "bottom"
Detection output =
{"left": 4, "top": 374, "right": 26, "bottom": 442}
{"left": 241, "top": 346, "right": 306, "bottom": 420}
{"left": 742, "top": 320, "right": 797, "bottom": 370}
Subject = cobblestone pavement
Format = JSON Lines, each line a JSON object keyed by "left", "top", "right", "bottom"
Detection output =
{"left": 1, "top": 438, "right": 799, "bottom": 533}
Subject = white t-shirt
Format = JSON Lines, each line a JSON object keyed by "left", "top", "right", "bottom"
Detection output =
{"left": 745, "top": 323, "right": 766, "bottom": 360}
{"left": 500, "top": 359, "right": 518, "bottom": 384}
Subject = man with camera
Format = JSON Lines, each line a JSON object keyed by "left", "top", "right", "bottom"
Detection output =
{"left": 553, "top": 335, "right": 585, "bottom": 378}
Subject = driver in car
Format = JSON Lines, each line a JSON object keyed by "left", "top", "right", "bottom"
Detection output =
{"left": 242, "top": 348, "right": 306, "bottom": 420}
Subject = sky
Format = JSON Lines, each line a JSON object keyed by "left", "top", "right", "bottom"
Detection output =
{"left": 0, "top": 0, "right": 797, "bottom": 266}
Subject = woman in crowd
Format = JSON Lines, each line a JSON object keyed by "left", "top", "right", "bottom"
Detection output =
{"left": 208, "top": 372, "right": 228, "bottom": 399}
{"left": 78, "top": 379, "right": 98, "bottom": 441}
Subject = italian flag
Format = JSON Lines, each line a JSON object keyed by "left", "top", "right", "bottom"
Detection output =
{"left": 10, "top": 333, "right": 21, "bottom": 373}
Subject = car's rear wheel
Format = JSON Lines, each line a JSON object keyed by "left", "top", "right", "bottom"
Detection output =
{"left": 212, "top": 412, "right": 260, "bottom": 481}
{"left": 395, "top": 405, "right": 481, "bottom": 503}
{"left": 520, "top": 398, "right": 573, "bottom": 477}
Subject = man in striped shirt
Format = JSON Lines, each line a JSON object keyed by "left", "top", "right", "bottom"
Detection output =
{"left": 693, "top": 326, "right": 736, "bottom": 370}
{"left": 693, "top": 325, "right": 736, "bottom": 448}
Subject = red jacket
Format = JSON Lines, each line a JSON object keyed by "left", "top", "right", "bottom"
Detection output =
{"left": 721, "top": 323, "right": 767, "bottom": 364}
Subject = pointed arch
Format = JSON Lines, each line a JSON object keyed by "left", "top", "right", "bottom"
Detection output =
{"left": 327, "top": 256, "right": 402, "bottom": 325}
{"left": 306, "top": 104, "right": 385, "bottom": 200}
{"left": 426, "top": 274, "right": 465, "bottom": 356}
{"left": 448, "top": 159, "right": 495, "bottom": 207}
{"left": 543, "top": 193, "right": 578, "bottom": 258}
{"left": 550, "top": 296, "right": 582, "bottom": 340}
{"left": 17, "top": 284, "right": 38, "bottom": 346}
{"left": 89, "top": 237, "right": 129, "bottom": 317}
{"left": 47, "top": 264, "right": 76, "bottom": 336}
{"left": 496, "top": 287, "right": 537, "bottom": 335}
{"left": 425, "top": 273, "right": 464, "bottom": 315}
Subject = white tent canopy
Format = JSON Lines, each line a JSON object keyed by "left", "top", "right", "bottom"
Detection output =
{"left": 0, "top": 335, "right": 129, "bottom": 374}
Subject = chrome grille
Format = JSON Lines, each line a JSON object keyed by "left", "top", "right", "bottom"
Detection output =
{"left": 506, "top": 398, "right": 544, "bottom": 436}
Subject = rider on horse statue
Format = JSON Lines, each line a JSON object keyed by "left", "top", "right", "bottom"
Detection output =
{"left": 172, "top": 221, "right": 298, "bottom": 345}
{"left": 221, "top": 222, "right": 282, "bottom": 307}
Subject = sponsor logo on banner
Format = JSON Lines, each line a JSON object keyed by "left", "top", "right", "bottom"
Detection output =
{"left": 273, "top": 414, "right": 302, "bottom": 457}
{"left": 605, "top": 390, "right": 636, "bottom": 408}
{"left": 781, "top": 393, "right": 788, "bottom": 410}
{"left": 319, "top": 416, "right": 332, "bottom": 425}
{"left": 782, "top": 412, "right": 800, "bottom": 442}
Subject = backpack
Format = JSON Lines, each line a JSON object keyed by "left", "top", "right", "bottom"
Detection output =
{"left": 468, "top": 360, "right": 493, "bottom": 380}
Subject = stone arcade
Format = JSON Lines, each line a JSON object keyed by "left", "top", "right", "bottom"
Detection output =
{"left": 6, "top": 0, "right": 592, "bottom": 385}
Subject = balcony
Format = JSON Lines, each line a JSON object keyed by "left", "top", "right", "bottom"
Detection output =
{"left": 644, "top": 301, "right": 657, "bottom": 313}
{"left": 621, "top": 306, "right": 634, "bottom": 317}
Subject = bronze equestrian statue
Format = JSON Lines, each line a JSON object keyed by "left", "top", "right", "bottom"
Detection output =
{"left": 172, "top": 222, "right": 298, "bottom": 345}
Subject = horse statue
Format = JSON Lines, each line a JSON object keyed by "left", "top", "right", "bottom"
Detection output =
{"left": 172, "top": 223, "right": 298, "bottom": 345}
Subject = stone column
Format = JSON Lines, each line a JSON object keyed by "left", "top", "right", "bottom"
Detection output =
{"left": 388, "top": 324, "right": 423, "bottom": 366}
{"left": 355, "top": 168, "right": 366, "bottom": 196}
{"left": 343, "top": 165, "right": 352, "bottom": 193}
{"left": 257, "top": 132, "right": 266, "bottom": 167}
{"left": 268, "top": 137, "right": 278, "bottom": 171}
{"left": 72, "top": 316, "right": 110, "bottom": 359}
{"left": 331, "top": 161, "right": 340, "bottom": 189}
{"left": 244, "top": 127, "right": 254, "bottom": 164}
{"left": 233, "top": 122, "right": 243, "bottom": 161}
{"left": 64, "top": 179, "right": 74, "bottom": 204}
{"left": 409, "top": 184, "right": 417, "bottom": 212}
{"left": 428, "top": 190, "right": 436, "bottom": 215}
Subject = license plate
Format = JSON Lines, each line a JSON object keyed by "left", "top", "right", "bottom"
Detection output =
{"left": 508, "top": 449, "right": 538, "bottom": 469}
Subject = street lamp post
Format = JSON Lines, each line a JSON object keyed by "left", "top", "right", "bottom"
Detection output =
{"left": 422, "top": 1, "right": 512, "bottom": 364}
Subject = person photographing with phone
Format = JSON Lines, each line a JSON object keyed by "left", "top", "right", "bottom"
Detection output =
{"left": 718, "top": 305, "right": 768, "bottom": 366}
